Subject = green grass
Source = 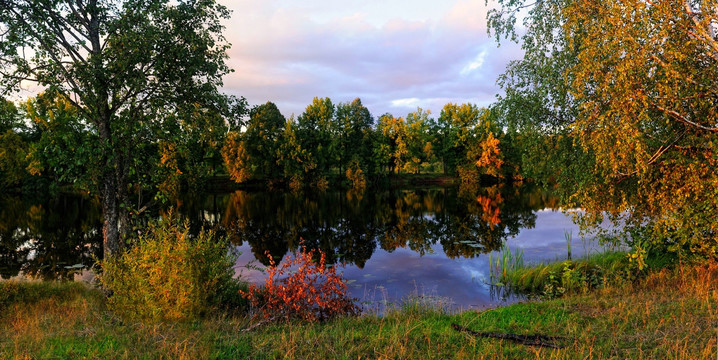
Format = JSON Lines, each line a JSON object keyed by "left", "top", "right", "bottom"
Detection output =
{"left": 1, "top": 262, "right": 716, "bottom": 359}
{"left": 497, "top": 250, "right": 629, "bottom": 297}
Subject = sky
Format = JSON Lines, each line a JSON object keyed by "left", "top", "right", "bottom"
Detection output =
{"left": 218, "top": 0, "right": 523, "bottom": 118}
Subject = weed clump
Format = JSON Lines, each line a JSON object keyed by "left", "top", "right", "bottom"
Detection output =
{"left": 496, "top": 251, "right": 629, "bottom": 298}
{"left": 242, "top": 246, "right": 359, "bottom": 323}
{"left": 100, "top": 215, "right": 244, "bottom": 322}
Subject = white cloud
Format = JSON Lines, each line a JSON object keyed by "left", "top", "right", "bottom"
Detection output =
{"left": 390, "top": 98, "right": 421, "bottom": 108}
{"left": 460, "top": 49, "right": 487, "bottom": 75}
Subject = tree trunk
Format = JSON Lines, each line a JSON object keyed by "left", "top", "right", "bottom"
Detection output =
{"left": 97, "top": 105, "right": 119, "bottom": 257}
{"left": 87, "top": 0, "right": 121, "bottom": 258}
{"left": 116, "top": 147, "right": 131, "bottom": 242}
{"left": 101, "top": 171, "right": 120, "bottom": 257}
{"left": 98, "top": 111, "right": 121, "bottom": 257}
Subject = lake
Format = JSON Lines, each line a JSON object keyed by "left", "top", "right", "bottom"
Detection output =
{"left": 0, "top": 183, "right": 607, "bottom": 310}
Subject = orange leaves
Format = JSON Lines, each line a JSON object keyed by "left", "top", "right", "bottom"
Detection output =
{"left": 241, "top": 245, "right": 359, "bottom": 323}
{"left": 221, "top": 131, "right": 252, "bottom": 183}
{"left": 157, "top": 141, "right": 183, "bottom": 198}
{"left": 477, "top": 190, "right": 503, "bottom": 229}
{"left": 475, "top": 132, "right": 504, "bottom": 178}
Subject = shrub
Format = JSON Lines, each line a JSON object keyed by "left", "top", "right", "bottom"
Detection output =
{"left": 345, "top": 160, "right": 366, "bottom": 190}
{"left": 100, "top": 215, "right": 244, "bottom": 322}
{"left": 242, "top": 246, "right": 359, "bottom": 323}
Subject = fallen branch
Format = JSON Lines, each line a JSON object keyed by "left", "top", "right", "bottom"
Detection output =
{"left": 451, "top": 323, "right": 566, "bottom": 349}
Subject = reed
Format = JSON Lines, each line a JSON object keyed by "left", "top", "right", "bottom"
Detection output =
{"left": 489, "top": 242, "right": 525, "bottom": 284}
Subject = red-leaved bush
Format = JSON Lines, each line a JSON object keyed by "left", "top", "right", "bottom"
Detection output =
{"left": 241, "top": 246, "right": 359, "bottom": 322}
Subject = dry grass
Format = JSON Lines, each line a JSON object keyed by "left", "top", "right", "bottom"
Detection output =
{"left": 0, "top": 262, "right": 715, "bottom": 359}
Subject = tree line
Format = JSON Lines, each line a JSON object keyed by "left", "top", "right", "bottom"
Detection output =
{"left": 222, "top": 98, "right": 516, "bottom": 191}
{"left": 1, "top": 92, "right": 518, "bottom": 192}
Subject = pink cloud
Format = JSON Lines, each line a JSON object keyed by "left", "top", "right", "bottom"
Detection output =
{"left": 219, "top": 0, "right": 524, "bottom": 117}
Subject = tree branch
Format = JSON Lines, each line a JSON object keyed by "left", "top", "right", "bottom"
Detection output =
{"left": 451, "top": 323, "right": 566, "bottom": 349}
{"left": 651, "top": 102, "right": 718, "bottom": 133}
{"left": 2, "top": 4, "right": 92, "bottom": 119}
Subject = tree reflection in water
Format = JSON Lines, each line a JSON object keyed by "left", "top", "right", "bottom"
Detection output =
{"left": 220, "top": 183, "right": 556, "bottom": 267}
{"left": 0, "top": 183, "right": 558, "bottom": 278}
{"left": 0, "top": 194, "right": 102, "bottom": 280}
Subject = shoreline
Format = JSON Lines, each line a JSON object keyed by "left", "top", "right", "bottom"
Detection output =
{"left": 2, "top": 260, "right": 714, "bottom": 359}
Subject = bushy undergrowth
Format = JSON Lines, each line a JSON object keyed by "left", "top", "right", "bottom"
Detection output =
{"left": 242, "top": 246, "right": 359, "bottom": 323}
{"left": 100, "top": 215, "right": 245, "bottom": 322}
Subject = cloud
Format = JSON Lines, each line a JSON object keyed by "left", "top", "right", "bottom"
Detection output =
{"left": 390, "top": 98, "right": 421, "bottom": 108}
{"left": 460, "top": 49, "right": 488, "bottom": 75}
{"left": 219, "top": 0, "right": 524, "bottom": 118}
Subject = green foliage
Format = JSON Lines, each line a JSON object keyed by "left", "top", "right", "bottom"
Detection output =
{"left": 220, "top": 96, "right": 524, "bottom": 189}
{"left": 297, "top": 97, "right": 337, "bottom": 179}
{"left": 376, "top": 113, "right": 409, "bottom": 174}
{"left": 0, "top": 0, "right": 243, "bottom": 255}
{"left": 221, "top": 101, "right": 287, "bottom": 184}
{"left": 0, "top": 98, "right": 31, "bottom": 190}
{"left": 489, "top": 0, "right": 718, "bottom": 262}
{"left": 436, "top": 103, "right": 480, "bottom": 175}
{"left": 0, "top": 98, "right": 24, "bottom": 134}
{"left": 100, "top": 214, "right": 244, "bottom": 322}
{"left": 335, "top": 98, "right": 375, "bottom": 175}
{"left": 277, "top": 117, "right": 317, "bottom": 189}
{"left": 498, "top": 251, "right": 629, "bottom": 299}
{"left": 403, "top": 108, "right": 435, "bottom": 174}
{"left": 245, "top": 102, "right": 286, "bottom": 180}
{"left": 24, "top": 93, "right": 103, "bottom": 192}
{"left": 0, "top": 130, "right": 30, "bottom": 190}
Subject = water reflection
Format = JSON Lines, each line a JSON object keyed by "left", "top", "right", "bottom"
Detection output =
{"left": 0, "top": 183, "right": 559, "bottom": 282}
{"left": 216, "top": 184, "right": 556, "bottom": 267}
{"left": 0, "top": 194, "right": 102, "bottom": 280}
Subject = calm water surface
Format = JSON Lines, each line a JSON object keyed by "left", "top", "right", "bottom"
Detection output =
{"left": 0, "top": 184, "right": 606, "bottom": 309}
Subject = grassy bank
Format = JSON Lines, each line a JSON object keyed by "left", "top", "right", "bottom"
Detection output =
{"left": 1, "top": 261, "right": 715, "bottom": 359}
{"left": 492, "top": 251, "right": 631, "bottom": 298}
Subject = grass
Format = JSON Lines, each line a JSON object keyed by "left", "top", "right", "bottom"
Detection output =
{"left": 498, "top": 251, "right": 630, "bottom": 297}
{"left": 1, "top": 261, "right": 716, "bottom": 359}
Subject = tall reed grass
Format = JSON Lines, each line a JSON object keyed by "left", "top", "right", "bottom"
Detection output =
{"left": 488, "top": 242, "right": 525, "bottom": 285}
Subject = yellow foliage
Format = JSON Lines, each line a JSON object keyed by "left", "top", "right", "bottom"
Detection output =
{"left": 345, "top": 161, "right": 366, "bottom": 191}
{"left": 158, "top": 141, "right": 182, "bottom": 198}
{"left": 221, "top": 131, "right": 252, "bottom": 183}
{"left": 560, "top": 0, "right": 718, "bottom": 257}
